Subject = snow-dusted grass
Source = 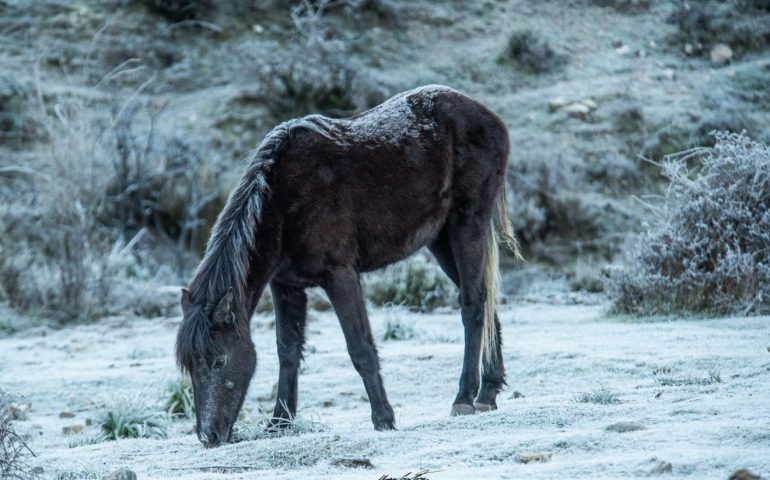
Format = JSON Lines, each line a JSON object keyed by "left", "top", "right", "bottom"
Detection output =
{"left": 0, "top": 304, "right": 768, "bottom": 479}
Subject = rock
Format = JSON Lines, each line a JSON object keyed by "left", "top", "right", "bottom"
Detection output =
{"left": 605, "top": 421, "right": 645, "bottom": 432}
{"left": 511, "top": 391, "right": 525, "bottom": 399}
{"left": 684, "top": 43, "right": 695, "bottom": 55}
{"left": 653, "top": 68, "right": 676, "bottom": 81}
{"left": 59, "top": 411, "right": 75, "bottom": 418}
{"left": 729, "top": 469, "right": 763, "bottom": 480}
{"left": 548, "top": 96, "right": 570, "bottom": 112}
{"left": 102, "top": 468, "right": 137, "bottom": 480}
{"left": 650, "top": 461, "right": 673, "bottom": 475}
{"left": 331, "top": 458, "right": 374, "bottom": 469}
{"left": 582, "top": 99, "right": 598, "bottom": 110}
{"left": 517, "top": 451, "right": 552, "bottom": 463}
{"left": 62, "top": 424, "right": 84, "bottom": 435}
{"left": 565, "top": 102, "right": 591, "bottom": 117}
{"left": 710, "top": 43, "right": 733, "bottom": 65}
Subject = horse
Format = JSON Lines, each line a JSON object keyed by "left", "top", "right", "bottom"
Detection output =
{"left": 175, "top": 84, "right": 520, "bottom": 447}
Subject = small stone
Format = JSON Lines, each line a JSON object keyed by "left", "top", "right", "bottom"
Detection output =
{"left": 548, "top": 96, "right": 570, "bottom": 112}
{"left": 605, "top": 421, "right": 645, "bottom": 432}
{"left": 729, "top": 469, "right": 763, "bottom": 480}
{"left": 710, "top": 43, "right": 733, "bottom": 65}
{"left": 616, "top": 44, "right": 631, "bottom": 55}
{"left": 102, "top": 468, "right": 137, "bottom": 480}
{"left": 684, "top": 43, "right": 695, "bottom": 55}
{"left": 654, "top": 68, "right": 676, "bottom": 81}
{"left": 650, "top": 461, "right": 673, "bottom": 475}
{"left": 517, "top": 451, "right": 552, "bottom": 463}
{"left": 565, "top": 102, "right": 591, "bottom": 117}
{"left": 59, "top": 411, "right": 75, "bottom": 418}
{"left": 331, "top": 458, "right": 374, "bottom": 469}
{"left": 511, "top": 391, "right": 525, "bottom": 399}
{"left": 581, "top": 99, "right": 598, "bottom": 110}
{"left": 62, "top": 424, "right": 84, "bottom": 435}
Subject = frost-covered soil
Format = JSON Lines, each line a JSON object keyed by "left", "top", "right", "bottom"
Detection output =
{"left": 2, "top": 303, "right": 769, "bottom": 479}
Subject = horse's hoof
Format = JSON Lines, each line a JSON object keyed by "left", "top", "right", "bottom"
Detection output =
{"left": 474, "top": 402, "right": 497, "bottom": 412}
{"left": 373, "top": 419, "right": 396, "bottom": 431}
{"left": 450, "top": 403, "right": 476, "bottom": 416}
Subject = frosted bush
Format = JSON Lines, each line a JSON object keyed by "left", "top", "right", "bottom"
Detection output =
{"left": 365, "top": 254, "right": 456, "bottom": 312}
{"left": 610, "top": 132, "right": 770, "bottom": 315}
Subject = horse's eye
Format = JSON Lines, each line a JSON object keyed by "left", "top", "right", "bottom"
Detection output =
{"left": 212, "top": 357, "right": 226, "bottom": 369}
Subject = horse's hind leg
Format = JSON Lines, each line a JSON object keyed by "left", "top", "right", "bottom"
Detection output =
{"left": 323, "top": 267, "right": 395, "bottom": 430}
{"left": 430, "top": 230, "right": 506, "bottom": 413}
{"left": 474, "top": 312, "right": 505, "bottom": 411}
{"left": 430, "top": 232, "right": 506, "bottom": 412}
{"left": 269, "top": 280, "right": 308, "bottom": 428}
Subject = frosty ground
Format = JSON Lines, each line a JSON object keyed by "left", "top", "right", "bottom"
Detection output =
{"left": 1, "top": 300, "right": 769, "bottom": 480}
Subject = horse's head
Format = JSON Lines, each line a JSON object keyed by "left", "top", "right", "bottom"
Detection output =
{"left": 177, "top": 288, "right": 256, "bottom": 448}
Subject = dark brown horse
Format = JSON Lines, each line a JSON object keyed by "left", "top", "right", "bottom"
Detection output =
{"left": 176, "top": 85, "right": 520, "bottom": 447}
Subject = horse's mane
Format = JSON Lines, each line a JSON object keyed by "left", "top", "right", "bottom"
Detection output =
{"left": 175, "top": 119, "right": 313, "bottom": 372}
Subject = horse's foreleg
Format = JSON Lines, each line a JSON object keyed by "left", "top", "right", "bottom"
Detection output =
{"left": 323, "top": 267, "right": 395, "bottom": 431}
{"left": 268, "top": 280, "right": 307, "bottom": 429}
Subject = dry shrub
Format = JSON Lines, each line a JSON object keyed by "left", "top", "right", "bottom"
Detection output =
{"left": 0, "top": 86, "right": 227, "bottom": 322}
{"left": 135, "top": 0, "right": 213, "bottom": 20}
{"left": 610, "top": 132, "right": 770, "bottom": 315}
{"left": 0, "top": 390, "right": 39, "bottom": 480}
{"left": 500, "top": 31, "right": 566, "bottom": 74}
{"left": 588, "top": 0, "right": 651, "bottom": 13}
{"left": 667, "top": 1, "right": 770, "bottom": 57}
{"left": 507, "top": 153, "right": 628, "bottom": 261}
{"left": 237, "top": 36, "right": 389, "bottom": 122}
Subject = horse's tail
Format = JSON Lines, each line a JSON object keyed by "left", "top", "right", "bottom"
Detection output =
{"left": 481, "top": 182, "right": 522, "bottom": 367}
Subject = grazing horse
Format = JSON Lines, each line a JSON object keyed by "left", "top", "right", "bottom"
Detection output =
{"left": 176, "top": 85, "right": 520, "bottom": 447}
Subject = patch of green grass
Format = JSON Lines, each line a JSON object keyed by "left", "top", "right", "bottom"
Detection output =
{"left": 164, "top": 378, "right": 194, "bottom": 419}
{"left": 573, "top": 387, "right": 622, "bottom": 405}
{"left": 96, "top": 400, "right": 167, "bottom": 440}
{"left": 381, "top": 315, "right": 415, "bottom": 341}
{"left": 366, "top": 255, "right": 456, "bottom": 312}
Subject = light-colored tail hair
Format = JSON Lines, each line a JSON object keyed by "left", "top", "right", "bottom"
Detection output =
{"left": 481, "top": 188, "right": 522, "bottom": 367}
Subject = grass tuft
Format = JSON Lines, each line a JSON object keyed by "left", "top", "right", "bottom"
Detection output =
{"left": 164, "top": 378, "right": 194, "bottom": 419}
{"left": 381, "top": 314, "right": 415, "bottom": 341}
{"left": 573, "top": 387, "right": 622, "bottom": 405}
{"left": 96, "top": 400, "right": 167, "bottom": 441}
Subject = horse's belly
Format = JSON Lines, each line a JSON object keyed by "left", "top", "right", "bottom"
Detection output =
{"left": 356, "top": 197, "right": 450, "bottom": 272}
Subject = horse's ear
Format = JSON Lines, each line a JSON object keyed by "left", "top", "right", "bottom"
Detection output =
{"left": 181, "top": 288, "right": 192, "bottom": 315}
{"left": 212, "top": 288, "right": 234, "bottom": 326}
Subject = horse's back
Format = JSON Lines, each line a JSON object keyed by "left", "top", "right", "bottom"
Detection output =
{"left": 271, "top": 86, "right": 508, "bottom": 279}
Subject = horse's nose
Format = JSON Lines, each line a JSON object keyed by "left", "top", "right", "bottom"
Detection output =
{"left": 199, "top": 428, "right": 222, "bottom": 448}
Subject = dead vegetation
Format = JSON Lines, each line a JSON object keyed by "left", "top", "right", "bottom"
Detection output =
{"left": 0, "top": 391, "right": 39, "bottom": 480}
{"left": 610, "top": 133, "right": 770, "bottom": 315}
